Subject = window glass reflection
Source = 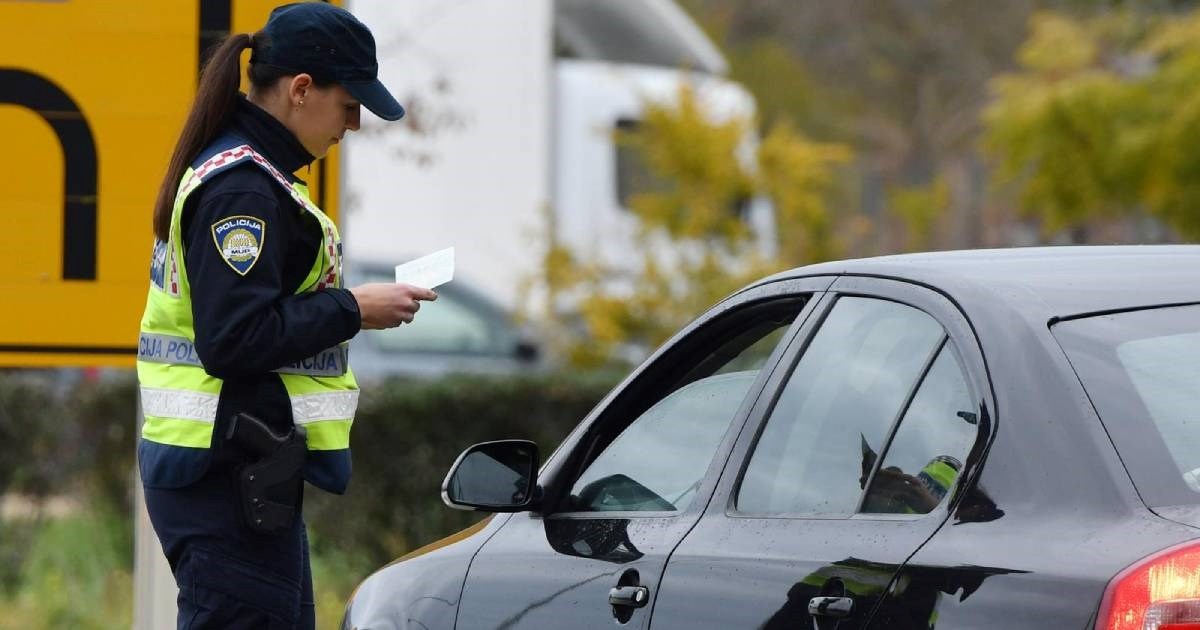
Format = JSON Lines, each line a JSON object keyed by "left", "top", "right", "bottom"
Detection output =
{"left": 737, "top": 297, "right": 944, "bottom": 515}
{"left": 861, "top": 345, "right": 976, "bottom": 514}
{"left": 566, "top": 304, "right": 802, "bottom": 512}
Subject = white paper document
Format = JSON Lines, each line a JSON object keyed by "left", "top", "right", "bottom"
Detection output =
{"left": 394, "top": 247, "right": 455, "bottom": 289}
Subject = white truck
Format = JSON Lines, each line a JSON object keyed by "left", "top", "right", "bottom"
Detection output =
{"left": 345, "top": 0, "right": 763, "bottom": 313}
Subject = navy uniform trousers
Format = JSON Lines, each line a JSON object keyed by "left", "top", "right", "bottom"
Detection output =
{"left": 144, "top": 464, "right": 315, "bottom": 629}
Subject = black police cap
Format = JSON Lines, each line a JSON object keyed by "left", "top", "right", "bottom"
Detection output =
{"left": 255, "top": 2, "right": 405, "bottom": 121}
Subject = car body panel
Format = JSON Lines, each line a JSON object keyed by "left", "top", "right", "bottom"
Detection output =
{"left": 342, "top": 514, "right": 510, "bottom": 630}
{"left": 883, "top": 508, "right": 1196, "bottom": 628}
{"left": 758, "top": 246, "right": 1200, "bottom": 320}
{"left": 455, "top": 514, "right": 691, "bottom": 628}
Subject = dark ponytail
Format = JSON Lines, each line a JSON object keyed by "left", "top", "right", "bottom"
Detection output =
{"left": 152, "top": 33, "right": 254, "bottom": 241}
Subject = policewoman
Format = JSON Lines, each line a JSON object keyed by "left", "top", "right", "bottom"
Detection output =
{"left": 136, "top": 4, "right": 435, "bottom": 628}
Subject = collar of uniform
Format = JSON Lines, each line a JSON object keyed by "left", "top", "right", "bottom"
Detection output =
{"left": 231, "top": 94, "right": 316, "bottom": 179}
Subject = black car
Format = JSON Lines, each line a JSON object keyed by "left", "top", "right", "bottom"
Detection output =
{"left": 343, "top": 246, "right": 1200, "bottom": 630}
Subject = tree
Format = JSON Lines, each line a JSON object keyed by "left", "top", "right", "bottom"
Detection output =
{"left": 682, "top": 0, "right": 1040, "bottom": 249}
{"left": 983, "top": 8, "right": 1200, "bottom": 239}
{"left": 532, "top": 85, "right": 851, "bottom": 368}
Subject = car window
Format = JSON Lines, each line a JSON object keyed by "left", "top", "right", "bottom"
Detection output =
{"left": 736, "top": 297, "right": 945, "bottom": 516}
{"left": 1054, "top": 304, "right": 1200, "bottom": 506}
{"left": 1118, "top": 333, "right": 1200, "bottom": 477}
{"left": 860, "top": 344, "right": 977, "bottom": 515}
{"left": 565, "top": 303, "right": 802, "bottom": 513}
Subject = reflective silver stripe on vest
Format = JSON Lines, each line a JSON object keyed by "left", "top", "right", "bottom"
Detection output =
{"left": 141, "top": 387, "right": 356, "bottom": 426}
{"left": 137, "top": 332, "right": 348, "bottom": 377}
{"left": 292, "top": 391, "right": 359, "bottom": 424}
{"left": 140, "top": 386, "right": 219, "bottom": 422}
{"left": 275, "top": 345, "right": 349, "bottom": 377}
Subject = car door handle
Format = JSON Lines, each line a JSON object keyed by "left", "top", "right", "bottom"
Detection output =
{"left": 609, "top": 585, "right": 649, "bottom": 608}
{"left": 808, "top": 596, "right": 853, "bottom": 618}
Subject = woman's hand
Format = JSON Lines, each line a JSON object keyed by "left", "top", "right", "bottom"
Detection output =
{"left": 348, "top": 283, "right": 438, "bottom": 329}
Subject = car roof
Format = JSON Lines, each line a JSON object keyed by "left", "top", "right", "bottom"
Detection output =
{"left": 760, "top": 245, "right": 1200, "bottom": 320}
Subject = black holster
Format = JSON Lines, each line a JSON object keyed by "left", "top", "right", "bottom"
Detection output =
{"left": 224, "top": 412, "right": 307, "bottom": 533}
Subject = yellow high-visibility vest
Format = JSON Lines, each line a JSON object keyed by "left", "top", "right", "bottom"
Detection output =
{"left": 137, "top": 136, "right": 358, "bottom": 494}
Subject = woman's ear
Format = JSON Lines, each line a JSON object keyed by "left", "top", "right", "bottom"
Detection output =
{"left": 288, "top": 73, "right": 314, "bottom": 107}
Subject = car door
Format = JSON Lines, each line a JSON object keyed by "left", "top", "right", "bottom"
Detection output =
{"left": 651, "top": 276, "right": 992, "bottom": 630}
{"left": 454, "top": 277, "right": 834, "bottom": 629}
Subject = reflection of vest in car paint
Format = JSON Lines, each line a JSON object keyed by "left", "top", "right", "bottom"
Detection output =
{"left": 799, "top": 562, "right": 894, "bottom": 595}
{"left": 916, "top": 455, "right": 962, "bottom": 502}
{"left": 136, "top": 135, "right": 358, "bottom": 494}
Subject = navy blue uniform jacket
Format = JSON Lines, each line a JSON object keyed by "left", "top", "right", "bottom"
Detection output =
{"left": 182, "top": 96, "right": 361, "bottom": 492}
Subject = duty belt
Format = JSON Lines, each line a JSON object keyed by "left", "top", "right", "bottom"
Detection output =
{"left": 137, "top": 332, "right": 349, "bottom": 377}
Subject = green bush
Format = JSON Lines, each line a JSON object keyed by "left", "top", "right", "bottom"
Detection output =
{"left": 63, "top": 380, "right": 139, "bottom": 514}
{"left": 0, "top": 373, "right": 140, "bottom": 512}
{"left": 0, "top": 369, "right": 620, "bottom": 576}
{"left": 0, "top": 373, "right": 71, "bottom": 498}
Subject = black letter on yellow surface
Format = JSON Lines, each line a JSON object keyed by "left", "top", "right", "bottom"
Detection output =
{"left": 0, "top": 69, "right": 98, "bottom": 281}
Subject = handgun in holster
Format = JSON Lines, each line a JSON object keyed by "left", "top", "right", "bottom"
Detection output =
{"left": 224, "top": 412, "right": 307, "bottom": 533}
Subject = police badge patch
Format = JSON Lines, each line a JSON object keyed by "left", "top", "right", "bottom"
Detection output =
{"left": 211, "top": 215, "right": 266, "bottom": 276}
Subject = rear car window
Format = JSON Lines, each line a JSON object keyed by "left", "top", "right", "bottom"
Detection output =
{"left": 1053, "top": 304, "right": 1200, "bottom": 507}
{"left": 736, "top": 297, "right": 946, "bottom": 515}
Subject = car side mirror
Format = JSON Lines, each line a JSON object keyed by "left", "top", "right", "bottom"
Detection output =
{"left": 442, "top": 439, "right": 539, "bottom": 512}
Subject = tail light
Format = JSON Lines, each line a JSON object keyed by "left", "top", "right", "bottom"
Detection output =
{"left": 1097, "top": 540, "right": 1200, "bottom": 630}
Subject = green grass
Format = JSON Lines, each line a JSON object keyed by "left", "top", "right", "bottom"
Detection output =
{"left": 0, "top": 508, "right": 132, "bottom": 629}
{"left": 0, "top": 509, "right": 369, "bottom": 629}
{"left": 310, "top": 531, "right": 373, "bottom": 630}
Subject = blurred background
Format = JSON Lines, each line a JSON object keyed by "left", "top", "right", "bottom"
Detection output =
{"left": 3, "top": 0, "right": 1199, "bottom": 626}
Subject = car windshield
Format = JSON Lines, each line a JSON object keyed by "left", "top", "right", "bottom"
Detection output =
{"left": 1053, "top": 304, "right": 1200, "bottom": 506}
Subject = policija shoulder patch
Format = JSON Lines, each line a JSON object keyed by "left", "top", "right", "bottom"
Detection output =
{"left": 211, "top": 215, "right": 266, "bottom": 276}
